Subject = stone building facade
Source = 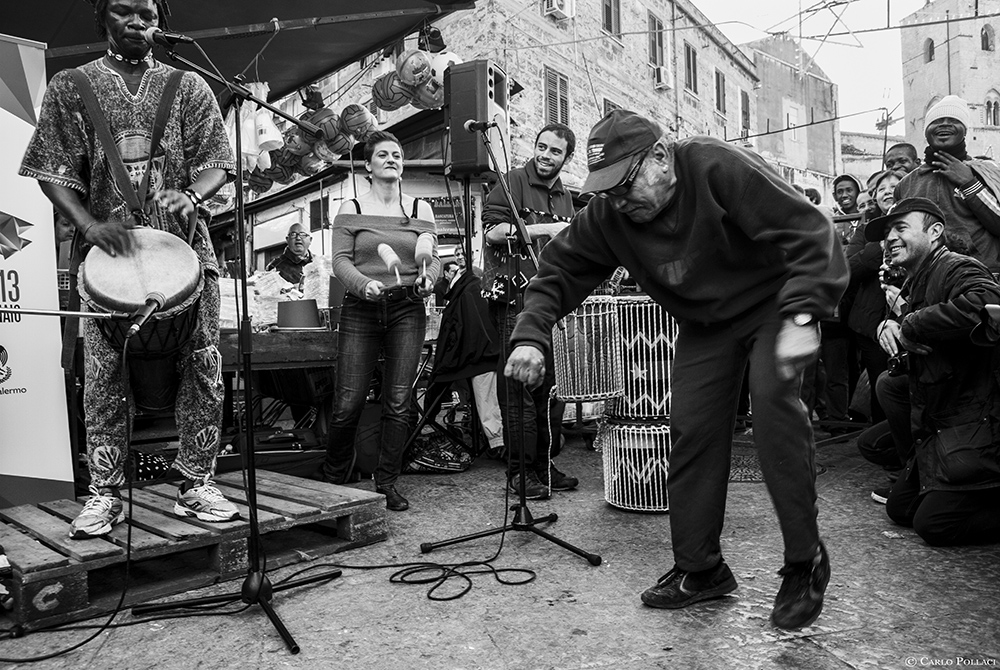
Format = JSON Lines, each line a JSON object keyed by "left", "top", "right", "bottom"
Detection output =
{"left": 901, "top": 0, "right": 1000, "bottom": 156}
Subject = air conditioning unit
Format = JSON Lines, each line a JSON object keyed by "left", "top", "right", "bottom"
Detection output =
{"left": 543, "top": 0, "right": 574, "bottom": 20}
{"left": 653, "top": 65, "right": 673, "bottom": 90}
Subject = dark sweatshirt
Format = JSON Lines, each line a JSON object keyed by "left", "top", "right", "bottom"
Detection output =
{"left": 510, "top": 135, "right": 849, "bottom": 355}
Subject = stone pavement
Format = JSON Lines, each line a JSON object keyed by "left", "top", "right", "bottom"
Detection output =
{"left": 1, "top": 435, "right": 998, "bottom": 669}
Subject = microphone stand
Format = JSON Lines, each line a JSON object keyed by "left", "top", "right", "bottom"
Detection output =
{"left": 419, "top": 125, "right": 601, "bottom": 566}
{"left": 127, "top": 45, "right": 340, "bottom": 654}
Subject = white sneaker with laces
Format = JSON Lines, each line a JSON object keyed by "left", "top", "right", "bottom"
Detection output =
{"left": 174, "top": 480, "right": 240, "bottom": 522}
{"left": 70, "top": 487, "right": 124, "bottom": 538}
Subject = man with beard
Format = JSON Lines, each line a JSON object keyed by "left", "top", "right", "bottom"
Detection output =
{"left": 896, "top": 95, "right": 1000, "bottom": 272}
{"left": 481, "top": 122, "right": 578, "bottom": 499}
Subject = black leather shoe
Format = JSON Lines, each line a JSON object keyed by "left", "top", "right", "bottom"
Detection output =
{"left": 507, "top": 470, "right": 549, "bottom": 500}
{"left": 376, "top": 485, "right": 410, "bottom": 511}
{"left": 771, "top": 541, "right": 830, "bottom": 629}
{"left": 641, "top": 561, "right": 738, "bottom": 609}
{"left": 537, "top": 463, "right": 578, "bottom": 491}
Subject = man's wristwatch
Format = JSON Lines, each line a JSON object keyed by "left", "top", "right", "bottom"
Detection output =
{"left": 791, "top": 313, "right": 816, "bottom": 327}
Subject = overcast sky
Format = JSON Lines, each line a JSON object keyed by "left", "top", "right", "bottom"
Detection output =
{"left": 695, "top": 0, "right": 928, "bottom": 134}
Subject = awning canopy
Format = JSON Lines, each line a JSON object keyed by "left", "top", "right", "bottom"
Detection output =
{"left": 3, "top": 0, "right": 473, "bottom": 103}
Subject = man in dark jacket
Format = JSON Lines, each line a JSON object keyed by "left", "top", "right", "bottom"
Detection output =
{"left": 481, "top": 122, "right": 578, "bottom": 499}
{"left": 266, "top": 222, "right": 313, "bottom": 286}
{"left": 867, "top": 197, "right": 1000, "bottom": 546}
{"left": 506, "top": 110, "right": 848, "bottom": 630}
{"left": 895, "top": 95, "right": 1000, "bottom": 272}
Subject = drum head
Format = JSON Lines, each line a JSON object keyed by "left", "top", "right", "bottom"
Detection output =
{"left": 80, "top": 228, "right": 201, "bottom": 312}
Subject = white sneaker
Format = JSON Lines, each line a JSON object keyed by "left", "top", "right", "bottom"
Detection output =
{"left": 70, "top": 487, "right": 124, "bottom": 538}
{"left": 174, "top": 481, "right": 239, "bottom": 522}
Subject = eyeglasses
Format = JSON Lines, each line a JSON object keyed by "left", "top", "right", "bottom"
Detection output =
{"left": 605, "top": 150, "right": 648, "bottom": 197}
{"left": 288, "top": 232, "right": 311, "bottom": 240}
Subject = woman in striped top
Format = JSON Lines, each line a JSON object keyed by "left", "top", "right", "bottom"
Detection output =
{"left": 322, "top": 131, "right": 440, "bottom": 512}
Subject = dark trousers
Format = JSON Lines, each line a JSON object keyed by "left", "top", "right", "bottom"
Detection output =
{"left": 819, "top": 322, "right": 850, "bottom": 421}
{"left": 489, "top": 300, "right": 564, "bottom": 475}
{"left": 324, "top": 295, "right": 425, "bottom": 487}
{"left": 855, "top": 334, "right": 889, "bottom": 423}
{"left": 875, "top": 370, "right": 915, "bottom": 464}
{"left": 669, "top": 297, "right": 820, "bottom": 571}
{"left": 886, "top": 462, "right": 1000, "bottom": 546}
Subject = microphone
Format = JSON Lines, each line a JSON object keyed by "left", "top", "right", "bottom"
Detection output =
{"left": 464, "top": 119, "right": 498, "bottom": 133}
{"left": 142, "top": 27, "right": 195, "bottom": 47}
{"left": 127, "top": 292, "right": 166, "bottom": 338}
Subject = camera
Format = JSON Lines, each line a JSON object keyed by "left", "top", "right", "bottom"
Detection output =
{"left": 883, "top": 264, "right": 907, "bottom": 288}
{"left": 887, "top": 351, "right": 909, "bottom": 377}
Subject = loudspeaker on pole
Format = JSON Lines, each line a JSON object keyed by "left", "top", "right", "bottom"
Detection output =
{"left": 444, "top": 59, "right": 509, "bottom": 177}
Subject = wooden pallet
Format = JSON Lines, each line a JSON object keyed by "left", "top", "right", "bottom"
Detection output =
{"left": 0, "top": 472, "right": 386, "bottom": 632}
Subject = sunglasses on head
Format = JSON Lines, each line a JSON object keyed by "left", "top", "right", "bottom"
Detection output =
{"left": 605, "top": 150, "right": 648, "bottom": 197}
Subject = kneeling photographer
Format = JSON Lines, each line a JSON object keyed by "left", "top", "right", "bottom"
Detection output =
{"left": 867, "top": 197, "right": 1000, "bottom": 546}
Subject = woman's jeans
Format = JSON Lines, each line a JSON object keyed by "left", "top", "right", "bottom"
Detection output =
{"left": 324, "top": 295, "right": 425, "bottom": 488}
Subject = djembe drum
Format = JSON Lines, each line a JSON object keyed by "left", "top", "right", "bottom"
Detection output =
{"left": 551, "top": 295, "right": 623, "bottom": 402}
{"left": 79, "top": 228, "right": 203, "bottom": 411}
{"left": 606, "top": 295, "right": 677, "bottom": 420}
{"left": 595, "top": 422, "right": 670, "bottom": 512}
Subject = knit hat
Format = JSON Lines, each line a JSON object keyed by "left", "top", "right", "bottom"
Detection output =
{"left": 924, "top": 95, "right": 971, "bottom": 132}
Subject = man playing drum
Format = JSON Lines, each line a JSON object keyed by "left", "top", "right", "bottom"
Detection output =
{"left": 20, "top": 0, "right": 239, "bottom": 537}
{"left": 506, "top": 110, "right": 848, "bottom": 630}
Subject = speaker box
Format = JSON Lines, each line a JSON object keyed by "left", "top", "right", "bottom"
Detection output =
{"left": 444, "top": 59, "right": 509, "bottom": 177}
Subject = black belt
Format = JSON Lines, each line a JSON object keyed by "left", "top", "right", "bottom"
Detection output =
{"left": 381, "top": 285, "right": 419, "bottom": 303}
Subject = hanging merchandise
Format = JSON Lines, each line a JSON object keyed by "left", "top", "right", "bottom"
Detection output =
{"left": 408, "top": 79, "right": 444, "bottom": 110}
{"left": 395, "top": 49, "right": 432, "bottom": 87}
{"left": 261, "top": 161, "right": 296, "bottom": 185}
{"left": 372, "top": 70, "right": 413, "bottom": 112}
{"left": 324, "top": 131, "right": 353, "bottom": 157}
{"left": 255, "top": 109, "right": 283, "bottom": 153}
{"left": 429, "top": 51, "right": 462, "bottom": 88}
{"left": 340, "top": 103, "right": 377, "bottom": 142}
{"left": 298, "top": 152, "right": 324, "bottom": 176}
{"left": 248, "top": 168, "right": 274, "bottom": 194}
{"left": 283, "top": 128, "right": 313, "bottom": 156}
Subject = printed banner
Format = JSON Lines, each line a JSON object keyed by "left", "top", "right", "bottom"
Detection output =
{"left": 0, "top": 34, "right": 74, "bottom": 506}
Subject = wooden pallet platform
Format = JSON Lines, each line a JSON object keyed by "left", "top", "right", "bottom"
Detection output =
{"left": 0, "top": 473, "right": 386, "bottom": 632}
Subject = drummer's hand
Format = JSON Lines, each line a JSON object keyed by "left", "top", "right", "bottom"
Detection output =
{"left": 364, "top": 280, "right": 385, "bottom": 301}
{"left": 84, "top": 220, "right": 133, "bottom": 257}
{"left": 414, "top": 274, "right": 434, "bottom": 298}
{"left": 504, "top": 345, "right": 546, "bottom": 389}
{"left": 775, "top": 318, "right": 820, "bottom": 381}
{"left": 155, "top": 188, "right": 196, "bottom": 218}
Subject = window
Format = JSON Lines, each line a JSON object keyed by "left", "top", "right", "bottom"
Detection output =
{"left": 987, "top": 96, "right": 1000, "bottom": 126}
{"left": 787, "top": 106, "right": 799, "bottom": 141}
{"left": 983, "top": 25, "right": 996, "bottom": 51}
{"left": 309, "top": 198, "right": 329, "bottom": 233}
{"left": 925, "top": 38, "right": 935, "bottom": 62}
{"left": 648, "top": 12, "right": 665, "bottom": 67}
{"left": 603, "top": 0, "right": 621, "bottom": 37}
{"left": 741, "top": 89, "right": 751, "bottom": 134}
{"left": 544, "top": 66, "right": 570, "bottom": 125}
{"left": 684, "top": 42, "right": 698, "bottom": 94}
{"left": 715, "top": 70, "right": 726, "bottom": 114}
{"left": 603, "top": 99, "right": 622, "bottom": 116}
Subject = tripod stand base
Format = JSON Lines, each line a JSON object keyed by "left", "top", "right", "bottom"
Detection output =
{"left": 420, "top": 503, "right": 602, "bottom": 566}
{"left": 131, "top": 568, "right": 342, "bottom": 654}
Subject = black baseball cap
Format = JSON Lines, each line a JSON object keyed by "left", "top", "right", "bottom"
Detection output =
{"left": 864, "top": 197, "right": 946, "bottom": 242}
{"left": 581, "top": 110, "right": 661, "bottom": 194}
